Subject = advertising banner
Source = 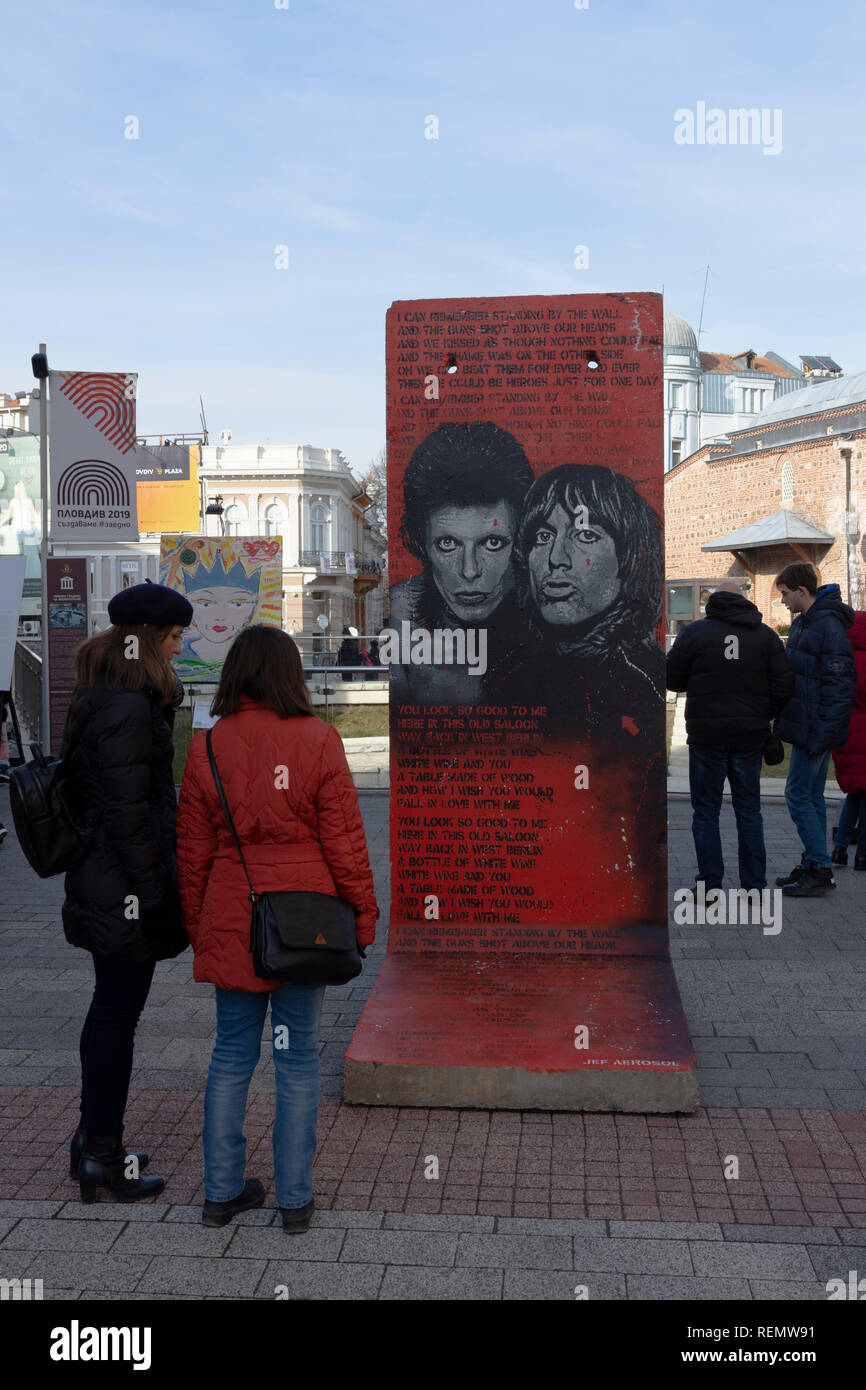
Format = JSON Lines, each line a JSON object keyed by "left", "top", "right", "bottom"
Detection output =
{"left": 47, "top": 557, "right": 89, "bottom": 751}
{"left": 49, "top": 372, "right": 138, "bottom": 541}
{"left": 135, "top": 443, "right": 200, "bottom": 534}
{"left": 0, "top": 435, "right": 41, "bottom": 581}
{"left": 159, "top": 534, "right": 283, "bottom": 681}
{"left": 0, "top": 555, "right": 26, "bottom": 690}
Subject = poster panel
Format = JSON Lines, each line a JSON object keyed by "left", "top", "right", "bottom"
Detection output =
{"left": 136, "top": 444, "right": 200, "bottom": 534}
{"left": 47, "top": 558, "right": 89, "bottom": 751}
{"left": 0, "top": 435, "right": 41, "bottom": 580}
{"left": 385, "top": 292, "right": 667, "bottom": 957}
{"left": 159, "top": 534, "right": 283, "bottom": 681}
{"left": 0, "top": 555, "right": 26, "bottom": 689}
{"left": 49, "top": 372, "right": 138, "bottom": 541}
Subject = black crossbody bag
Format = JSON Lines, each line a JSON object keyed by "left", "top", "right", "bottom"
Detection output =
{"left": 205, "top": 728, "right": 364, "bottom": 987}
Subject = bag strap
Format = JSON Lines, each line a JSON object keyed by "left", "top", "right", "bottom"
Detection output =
{"left": 206, "top": 727, "right": 259, "bottom": 902}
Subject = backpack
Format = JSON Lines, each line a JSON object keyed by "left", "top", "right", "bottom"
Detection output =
{"left": 9, "top": 742, "right": 92, "bottom": 878}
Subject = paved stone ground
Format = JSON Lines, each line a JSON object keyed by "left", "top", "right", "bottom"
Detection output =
{"left": 0, "top": 785, "right": 864, "bottom": 1300}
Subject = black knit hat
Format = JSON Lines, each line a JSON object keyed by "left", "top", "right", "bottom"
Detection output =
{"left": 107, "top": 578, "right": 193, "bottom": 627}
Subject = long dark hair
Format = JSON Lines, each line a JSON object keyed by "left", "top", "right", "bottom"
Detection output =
{"left": 514, "top": 464, "right": 663, "bottom": 654}
{"left": 74, "top": 624, "right": 178, "bottom": 705}
{"left": 210, "top": 625, "right": 314, "bottom": 718}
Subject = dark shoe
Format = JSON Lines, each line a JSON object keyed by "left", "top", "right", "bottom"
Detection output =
{"left": 855, "top": 855, "right": 866, "bottom": 871}
{"left": 775, "top": 864, "right": 805, "bottom": 887}
{"left": 78, "top": 1133, "right": 164, "bottom": 1203}
{"left": 202, "top": 1178, "right": 265, "bottom": 1227}
{"left": 70, "top": 1124, "right": 149, "bottom": 1180}
{"left": 831, "top": 844, "right": 848, "bottom": 866}
{"left": 280, "top": 1197, "right": 314, "bottom": 1233}
{"left": 781, "top": 865, "right": 836, "bottom": 897}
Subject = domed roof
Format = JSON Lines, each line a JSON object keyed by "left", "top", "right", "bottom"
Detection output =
{"left": 664, "top": 310, "right": 698, "bottom": 350}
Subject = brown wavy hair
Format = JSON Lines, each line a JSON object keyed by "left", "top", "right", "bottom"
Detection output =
{"left": 73, "top": 624, "right": 179, "bottom": 705}
{"left": 210, "top": 625, "right": 314, "bottom": 719}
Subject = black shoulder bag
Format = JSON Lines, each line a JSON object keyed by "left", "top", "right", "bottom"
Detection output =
{"left": 205, "top": 728, "right": 364, "bottom": 987}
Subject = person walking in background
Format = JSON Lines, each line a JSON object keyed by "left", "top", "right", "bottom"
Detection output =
{"left": 774, "top": 563, "right": 856, "bottom": 897}
{"left": 338, "top": 625, "right": 360, "bottom": 681}
{"left": 60, "top": 580, "right": 192, "bottom": 1202}
{"left": 177, "top": 626, "right": 379, "bottom": 1233}
{"left": 831, "top": 610, "right": 866, "bottom": 870}
{"left": 666, "top": 580, "right": 793, "bottom": 894}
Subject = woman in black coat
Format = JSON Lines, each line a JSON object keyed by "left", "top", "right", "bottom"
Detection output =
{"left": 60, "top": 580, "right": 192, "bottom": 1203}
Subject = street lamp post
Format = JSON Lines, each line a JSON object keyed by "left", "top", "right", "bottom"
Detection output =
{"left": 205, "top": 494, "right": 224, "bottom": 536}
{"left": 31, "top": 346, "right": 50, "bottom": 752}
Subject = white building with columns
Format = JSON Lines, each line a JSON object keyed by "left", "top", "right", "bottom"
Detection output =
{"left": 48, "top": 440, "right": 385, "bottom": 644}
{"left": 196, "top": 441, "right": 385, "bottom": 641}
{"left": 663, "top": 309, "right": 807, "bottom": 473}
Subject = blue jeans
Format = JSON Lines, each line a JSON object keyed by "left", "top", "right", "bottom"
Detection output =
{"left": 785, "top": 745, "right": 832, "bottom": 868}
{"left": 688, "top": 743, "right": 766, "bottom": 889}
{"left": 203, "top": 984, "right": 326, "bottom": 1209}
{"left": 835, "top": 793, "right": 866, "bottom": 855}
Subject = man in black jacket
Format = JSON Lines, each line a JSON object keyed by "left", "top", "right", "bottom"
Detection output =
{"left": 667, "top": 582, "right": 793, "bottom": 892}
{"left": 773, "top": 563, "right": 855, "bottom": 897}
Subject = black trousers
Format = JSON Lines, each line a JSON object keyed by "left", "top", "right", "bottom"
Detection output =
{"left": 79, "top": 955, "right": 156, "bottom": 1135}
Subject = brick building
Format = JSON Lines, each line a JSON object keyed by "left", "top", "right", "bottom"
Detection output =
{"left": 664, "top": 369, "right": 866, "bottom": 636}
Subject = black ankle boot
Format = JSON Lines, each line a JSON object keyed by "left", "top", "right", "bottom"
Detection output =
{"left": 855, "top": 854, "right": 866, "bottom": 871}
{"left": 202, "top": 1178, "right": 265, "bottom": 1227}
{"left": 70, "top": 1125, "right": 149, "bottom": 1180}
{"left": 280, "top": 1197, "right": 314, "bottom": 1233}
{"left": 831, "top": 844, "right": 848, "bottom": 866}
{"left": 78, "top": 1132, "right": 165, "bottom": 1204}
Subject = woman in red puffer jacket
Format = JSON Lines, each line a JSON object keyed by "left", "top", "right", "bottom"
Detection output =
{"left": 177, "top": 625, "right": 378, "bottom": 1233}
{"left": 831, "top": 610, "right": 866, "bottom": 869}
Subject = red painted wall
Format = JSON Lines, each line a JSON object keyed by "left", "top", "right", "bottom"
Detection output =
{"left": 386, "top": 293, "right": 668, "bottom": 956}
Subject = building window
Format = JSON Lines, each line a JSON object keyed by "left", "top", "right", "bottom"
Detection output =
{"left": 223, "top": 502, "right": 246, "bottom": 536}
{"left": 742, "top": 387, "right": 763, "bottom": 412}
{"left": 669, "top": 382, "right": 685, "bottom": 410}
{"left": 670, "top": 439, "right": 685, "bottom": 469}
{"left": 310, "top": 503, "right": 328, "bottom": 552}
{"left": 781, "top": 459, "right": 793, "bottom": 504}
{"left": 310, "top": 589, "right": 330, "bottom": 625}
{"left": 264, "top": 501, "right": 287, "bottom": 537}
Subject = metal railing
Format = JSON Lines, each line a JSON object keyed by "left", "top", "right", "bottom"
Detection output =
{"left": 299, "top": 551, "right": 383, "bottom": 576}
{"left": 11, "top": 638, "right": 42, "bottom": 750}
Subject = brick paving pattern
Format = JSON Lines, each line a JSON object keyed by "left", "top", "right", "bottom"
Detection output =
{"left": 1, "top": 785, "right": 864, "bottom": 1299}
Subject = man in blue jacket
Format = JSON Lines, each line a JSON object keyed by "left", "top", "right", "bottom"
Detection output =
{"left": 774, "top": 563, "right": 856, "bottom": 897}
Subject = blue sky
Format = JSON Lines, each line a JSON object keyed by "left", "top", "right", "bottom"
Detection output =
{"left": 2, "top": 0, "right": 862, "bottom": 474}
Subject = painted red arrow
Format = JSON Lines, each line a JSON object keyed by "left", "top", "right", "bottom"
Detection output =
{"left": 622, "top": 715, "right": 640, "bottom": 736}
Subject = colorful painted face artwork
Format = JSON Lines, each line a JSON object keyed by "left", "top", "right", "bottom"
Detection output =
{"left": 159, "top": 536, "right": 283, "bottom": 681}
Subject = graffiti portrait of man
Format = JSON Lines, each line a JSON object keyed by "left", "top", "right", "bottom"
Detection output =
{"left": 388, "top": 421, "right": 535, "bottom": 706}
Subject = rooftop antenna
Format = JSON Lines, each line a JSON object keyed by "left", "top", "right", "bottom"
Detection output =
{"left": 199, "top": 394, "right": 209, "bottom": 444}
{"left": 696, "top": 264, "right": 712, "bottom": 344}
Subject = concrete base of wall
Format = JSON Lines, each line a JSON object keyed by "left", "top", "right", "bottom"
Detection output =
{"left": 344, "top": 952, "right": 699, "bottom": 1113}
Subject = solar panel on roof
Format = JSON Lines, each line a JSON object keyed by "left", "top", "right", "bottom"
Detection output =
{"left": 801, "top": 356, "right": 823, "bottom": 369}
{"left": 818, "top": 356, "right": 841, "bottom": 373}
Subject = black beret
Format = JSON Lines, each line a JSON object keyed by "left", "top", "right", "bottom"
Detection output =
{"left": 108, "top": 578, "right": 193, "bottom": 627}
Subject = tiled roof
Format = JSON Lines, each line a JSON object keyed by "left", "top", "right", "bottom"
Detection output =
{"left": 699, "top": 352, "right": 798, "bottom": 377}
{"left": 701, "top": 508, "right": 834, "bottom": 552}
